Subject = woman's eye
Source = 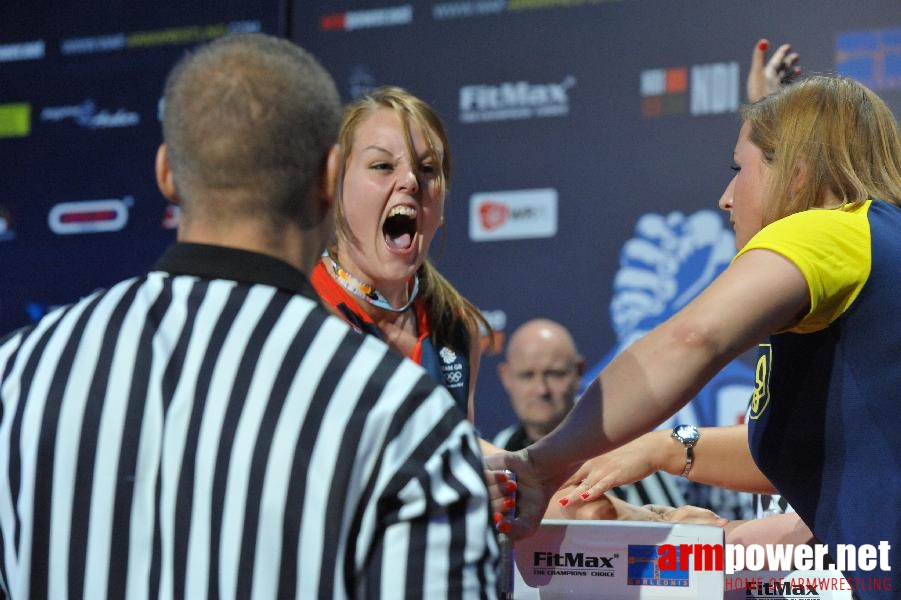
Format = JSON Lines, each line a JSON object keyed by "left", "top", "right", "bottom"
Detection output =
{"left": 730, "top": 164, "right": 741, "bottom": 173}
{"left": 371, "top": 163, "right": 393, "bottom": 171}
{"left": 419, "top": 163, "right": 437, "bottom": 175}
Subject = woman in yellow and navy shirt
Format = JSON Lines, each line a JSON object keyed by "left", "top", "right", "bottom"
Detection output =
{"left": 488, "top": 74, "right": 901, "bottom": 599}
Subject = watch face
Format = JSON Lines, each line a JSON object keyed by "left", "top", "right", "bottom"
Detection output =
{"left": 674, "top": 424, "right": 699, "bottom": 444}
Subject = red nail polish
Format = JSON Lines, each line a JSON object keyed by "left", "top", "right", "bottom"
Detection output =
{"left": 758, "top": 41, "right": 768, "bottom": 51}
{"left": 498, "top": 521, "right": 512, "bottom": 534}
{"left": 505, "top": 481, "right": 518, "bottom": 493}
{"left": 580, "top": 492, "right": 590, "bottom": 500}
{"left": 558, "top": 497, "right": 569, "bottom": 507}
{"left": 503, "top": 497, "right": 516, "bottom": 511}
{"left": 498, "top": 472, "right": 508, "bottom": 483}
{"left": 494, "top": 512, "right": 503, "bottom": 524}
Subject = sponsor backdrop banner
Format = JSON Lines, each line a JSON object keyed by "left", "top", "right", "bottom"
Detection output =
{"left": 2, "top": 1, "right": 900, "bottom": 514}
{"left": 0, "top": 4, "right": 281, "bottom": 335}
{"left": 290, "top": 0, "right": 901, "bottom": 455}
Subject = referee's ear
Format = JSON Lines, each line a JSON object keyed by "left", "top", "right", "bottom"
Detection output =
{"left": 155, "top": 143, "right": 179, "bottom": 203}
{"left": 318, "top": 144, "right": 339, "bottom": 211}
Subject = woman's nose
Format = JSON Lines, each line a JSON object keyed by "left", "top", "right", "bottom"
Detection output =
{"left": 718, "top": 177, "right": 736, "bottom": 211}
{"left": 396, "top": 166, "right": 419, "bottom": 195}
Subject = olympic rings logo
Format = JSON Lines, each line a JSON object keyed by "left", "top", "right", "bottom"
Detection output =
{"left": 445, "top": 370, "right": 463, "bottom": 384}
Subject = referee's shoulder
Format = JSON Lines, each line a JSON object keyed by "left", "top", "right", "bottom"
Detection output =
{"left": 0, "top": 295, "right": 80, "bottom": 351}
{"left": 0, "top": 274, "right": 152, "bottom": 359}
{"left": 0, "top": 323, "right": 33, "bottom": 349}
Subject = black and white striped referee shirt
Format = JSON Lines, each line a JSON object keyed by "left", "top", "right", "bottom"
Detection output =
{"left": 0, "top": 243, "right": 498, "bottom": 599}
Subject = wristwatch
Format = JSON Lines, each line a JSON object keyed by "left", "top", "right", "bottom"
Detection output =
{"left": 671, "top": 424, "right": 700, "bottom": 478}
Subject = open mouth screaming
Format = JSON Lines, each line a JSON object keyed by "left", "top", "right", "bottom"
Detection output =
{"left": 384, "top": 205, "right": 418, "bottom": 250}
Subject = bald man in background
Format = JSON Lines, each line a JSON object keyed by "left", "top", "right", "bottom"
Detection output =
{"left": 493, "top": 319, "right": 584, "bottom": 450}
{"left": 493, "top": 319, "right": 719, "bottom": 523}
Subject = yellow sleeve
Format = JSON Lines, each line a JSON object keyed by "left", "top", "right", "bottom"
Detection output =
{"left": 733, "top": 202, "right": 871, "bottom": 333}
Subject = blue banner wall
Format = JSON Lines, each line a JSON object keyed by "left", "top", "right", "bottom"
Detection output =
{"left": 290, "top": 0, "right": 901, "bottom": 443}
{"left": 0, "top": 3, "right": 283, "bottom": 334}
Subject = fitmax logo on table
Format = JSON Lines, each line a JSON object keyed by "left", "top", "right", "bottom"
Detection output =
{"left": 530, "top": 551, "right": 619, "bottom": 577}
{"left": 743, "top": 580, "right": 822, "bottom": 597}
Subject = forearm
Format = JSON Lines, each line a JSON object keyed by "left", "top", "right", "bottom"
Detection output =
{"left": 655, "top": 426, "right": 777, "bottom": 493}
{"left": 490, "top": 254, "right": 809, "bottom": 540}
{"left": 526, "top": 253, "right": 808, "bottom": 492}
{"left": 527, "top": 316, "right": 731, "bottom": 489}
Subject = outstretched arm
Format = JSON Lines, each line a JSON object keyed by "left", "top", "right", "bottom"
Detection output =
{"left": 486, "top": 248, "right": 810, "bottom": 538}
{"left": 556, "top": 424, "right": 776, "bottom": 508}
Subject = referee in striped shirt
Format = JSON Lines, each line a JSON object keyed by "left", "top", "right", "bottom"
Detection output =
{"left": 0, "top": 33, "right": 497, "bottom": 599}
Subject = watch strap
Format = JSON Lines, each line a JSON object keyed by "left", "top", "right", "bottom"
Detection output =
{"left": 672, "top": 425, "right": 699, "bottom": 478}
{"left": 680, "top": 446, "right": 695, "bottom": 477}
